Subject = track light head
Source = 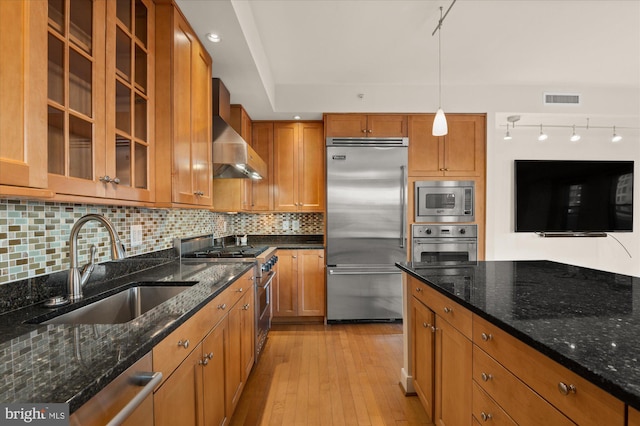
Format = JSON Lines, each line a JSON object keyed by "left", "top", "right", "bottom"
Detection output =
{"left": 570, "top": 125, "right": 581, "bottom": 142}
{"left": 538, "top": 125, "right": 548, "bottom": 141}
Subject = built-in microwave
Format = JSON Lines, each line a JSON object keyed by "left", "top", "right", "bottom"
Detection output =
{"left": 415, "top": 180, "right": 475, "bottom": 222}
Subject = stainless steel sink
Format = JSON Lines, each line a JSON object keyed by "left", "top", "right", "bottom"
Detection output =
{"left": 37, "top": 284, "right": 194, "bottom": 325}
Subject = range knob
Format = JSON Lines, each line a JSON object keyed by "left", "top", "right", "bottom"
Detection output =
{"left": 459, "top": 228, "right": 466, "bottom": 235}
{"left": 425, "top": 228, "right": 432, "bottom": 235}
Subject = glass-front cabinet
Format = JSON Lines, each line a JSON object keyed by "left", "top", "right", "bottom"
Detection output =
{"left": 46, "top": 0, "right": 154, "bottom": 201}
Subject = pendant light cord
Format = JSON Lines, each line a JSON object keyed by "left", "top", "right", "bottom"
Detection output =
{"left": 438, "top": 7, "right": 442, "bottom": 109}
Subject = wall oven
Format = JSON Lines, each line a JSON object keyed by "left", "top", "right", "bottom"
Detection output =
{"left": 415, "top": 180, "right": 475, "bottom": 222}
{"left": 412, "top": 224, "right": 477, "bottom": 266}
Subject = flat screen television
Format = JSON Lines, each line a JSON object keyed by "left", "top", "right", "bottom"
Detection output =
{"left": 515, "top": 160, "right": 634, "bottom": 233}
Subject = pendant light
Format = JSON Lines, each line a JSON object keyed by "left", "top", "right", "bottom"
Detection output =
{"left": 432, "top": 6, "right": 448, "bottom": 136}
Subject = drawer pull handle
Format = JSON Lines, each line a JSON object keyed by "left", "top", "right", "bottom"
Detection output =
{"left": 177, "top": 339, "right": 189, "bottom": 349}
{"left": 218, "top": 303, "right": 227, "bottom": 310}
{"left": 416, "top": 287, "right": 423, "bottom": 293}
{"left": 480, "top": 412, "right": 493, "bottom": 422}
{"left": 443, "top": 307, "right": 453, "bottom": 314}
{"left": 481, "top": 372, "right": 493, "bottom": 382}
{"left": 481, "top": 333, "right": 493, "bottom": 342}
{"left": 558, "top": 382, "right": 577, "bottom": 395}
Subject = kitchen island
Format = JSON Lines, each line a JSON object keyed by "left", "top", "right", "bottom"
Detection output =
{"left": 398, "top": 260, "right": 640, "bottom": 424}
{"left": 0, "top": 258, "right": 255, "bottom": 413}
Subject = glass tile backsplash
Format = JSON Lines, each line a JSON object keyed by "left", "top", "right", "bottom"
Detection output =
{"left": 0, "top": 199, "right": 323, "bottom": 285}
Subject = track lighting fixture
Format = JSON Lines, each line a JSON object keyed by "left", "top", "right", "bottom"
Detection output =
{"left": 502, "top": 116, "right": 635, "bottom": 143}
{"left": 612, "top": 127, "right": 622, "bottom": 143}
{"left": 537, "top": 125, "right": 548, "bottom": 141}
{"left": 570, "top": 125, "right": 581, "bottom": 142}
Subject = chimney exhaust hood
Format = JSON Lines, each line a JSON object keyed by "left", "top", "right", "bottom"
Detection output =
{"left": 212, "top": 78, "right": 267, "bottom": 179}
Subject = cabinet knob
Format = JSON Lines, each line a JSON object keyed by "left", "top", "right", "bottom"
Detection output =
{"left": 422, "top": 322, "right": 428, "bottom": 328}
{"left": 481, "top": 332, "right": 493, "bottom": 342}
{"left": 292, "top": 256, "right": 297, "bottom": 259}
{"left": 243, "top": 303, "right": 250, "bottom": 310}
{"left": 481, "top": 372, "right": 493, "bottom": 382}
{"left": 361, "top": 129, "right": 367, "bottom": 133}
{"left": 99, "top": 175, "right": 119, "bottom": 184}
{"left": 368, "top": 129, "right": 373, "bottom": 133}
{"left": 206, "top": 352, "right": 214, "bottom": 360}
{"left": 177, "top": 339, "right": 189, "bottom": 349}
{"left": 248, "top": 276, "right": 254, "bottom": 281}
{"left": 480, "top": 412, "right": 493, "bottom": 422}
{"left": 558, "top": 382, "right": 577, "bottom": 395}
{"left": 217, "top": 303, "right": 227, "bottom": 310}
{"left": 199, "top": 357, "right": 209, "bottom": 366}
{"left": 415, "top": 287, "right": 423, "bottom": 293}
{"left": 443, "top": 307, "right": 453, "bottom": 314}
{"left": 237, "top": 287, "right": 244, "bottom": 292}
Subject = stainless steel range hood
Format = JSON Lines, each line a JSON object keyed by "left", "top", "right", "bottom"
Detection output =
{"left": 212, "top": 79, "right": 267, "bottom": 179}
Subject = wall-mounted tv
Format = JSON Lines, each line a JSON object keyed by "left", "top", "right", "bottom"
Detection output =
{"left": 515, "top": 160, "right": 634, "bottom": 233}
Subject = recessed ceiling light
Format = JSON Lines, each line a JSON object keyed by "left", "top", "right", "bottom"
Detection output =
{"left": 293, "top": 115, "right": 301, "bottom": 120}
{"left": 206, "top": 33, "right": 221, "bottom": 43}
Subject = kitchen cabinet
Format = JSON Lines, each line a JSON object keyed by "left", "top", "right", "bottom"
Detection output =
{"left": 44, "top": 0, "right": 156, "bottom": 201}
{"left": 212, "top": 105, "right": 256, "bottom": 212}
{"left": 0, "top": 0, "right": 48, "bottom": 191}
{"left": 153, "top": 268, "right": 255, "bottom": 425}
{"left": 629, "top": 406, "right": 640, "bottom": 426}
{"left": 409, "top": 275, "right": 472, "bottom": 426}
{"left": 473, "top": 314, "right": 624, "bottom": 426}
{"left": 273, "top": 249, "right": 325, "bottom": 319}
{"left": 408, "top": 114, "right": 485, "bottom": 177}
{"left": 273, "top": 122, "right": 324, "bottom": 212}
{"left": 155, "top": 1, "right": 212, "bottom": 207}
{"left": 324, "top": 113, "right": 408, "bottom": 137}
{"left": 250, "top": 122, "right": 275, "bottom": 211}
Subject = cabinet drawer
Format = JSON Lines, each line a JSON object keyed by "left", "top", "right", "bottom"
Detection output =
{"left": 473, "top": 315, "right": 624, "bottom": 426}
{"left": 472, "top": 381, "right": 516, "bottom": 426}
{"left": 412, "top": 278, "right": 471, "bottom": 338}
{"left": 153, "top": 303, "right": 210, "bottom": 385}
{"left": 473, "top": 346, "right": 573, "bottom": 426}
{"left": 226, "top": 269, "right": 255, "bottom": 308}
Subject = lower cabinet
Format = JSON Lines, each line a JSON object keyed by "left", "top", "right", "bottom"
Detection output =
{"left": 410, "top": 276, "right": 472, "bottom": 426}
{"left": 630, "top": 406, "right": 640, "bottom": 426}
{"left": 273, "top": 249, "right": 325, "bottom": 319}
{"left": 153, "top": 269, "right": 255, "bottom": 425}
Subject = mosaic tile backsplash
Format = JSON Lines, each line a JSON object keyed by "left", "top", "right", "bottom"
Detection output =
{"left": 0, "top": 198, "right": 323, "bottom": 285}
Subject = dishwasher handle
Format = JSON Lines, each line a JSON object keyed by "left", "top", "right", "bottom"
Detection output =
{"left": 106, "top": 371, "right": 162, "bottom": 426}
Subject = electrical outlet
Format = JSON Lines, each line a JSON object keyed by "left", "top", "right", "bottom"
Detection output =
{"left": 282, "top": 220, "right": 290, "bottom": 230}
{"left": 292, "top": 220, "right": 300, "bottom": 231}
{"left": 131, "top": 225, "right": 143, "bottom": 247}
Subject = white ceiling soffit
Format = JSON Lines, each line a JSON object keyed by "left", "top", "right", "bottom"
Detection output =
{"left": 176, "top": 0, "right": 640, "bottom": 121}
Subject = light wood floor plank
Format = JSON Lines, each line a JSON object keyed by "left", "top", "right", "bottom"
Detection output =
{"left": 230, "top": 323, "right": 431, "bottom": 426}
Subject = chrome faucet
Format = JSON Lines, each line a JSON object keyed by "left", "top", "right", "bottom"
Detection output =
{"left": 67, "top": 214, "right": 126, "bottom": 301}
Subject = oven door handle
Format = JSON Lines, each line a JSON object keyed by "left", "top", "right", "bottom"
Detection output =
{"left": 259, "top": 270, "right": 276, "bottom": 288}
{"left": 413, "top": 239, "right": 477, "bottom": 244}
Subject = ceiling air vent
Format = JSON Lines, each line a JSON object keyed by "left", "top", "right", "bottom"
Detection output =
{"left": 544, "top": 92, "right": 581, "bottom": 105}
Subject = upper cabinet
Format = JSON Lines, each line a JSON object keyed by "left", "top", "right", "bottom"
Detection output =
{"left": 46, "top": 0, "right": 155, "bottom": 201}
{"left": 0, "top": 1, "right": 48, "bottom": 191}
{"left": 324, "top": 113, "right": 408, "bottom": 138}
{"left": 408, "top": 114, "right": 486, "bottom": 177}
{"left": 273, "top": 122, "right": 324, "bottom": 212}
{"left": 155, "top": 1, "right": 212, "bottom": 207}
{"left": 251, "top": 122, "right": 274, "bottom": 211}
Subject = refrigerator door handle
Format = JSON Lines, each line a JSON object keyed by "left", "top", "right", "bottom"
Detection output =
{"left": 328, "top": 270, "right": 401, "bottom": 275}
{"left": 400, "top": 165, "right": 407, "bottom": 249}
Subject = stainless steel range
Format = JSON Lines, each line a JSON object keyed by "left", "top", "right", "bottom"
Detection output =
{"left": 175, "top": 235, "right": 277, "bottom": 361}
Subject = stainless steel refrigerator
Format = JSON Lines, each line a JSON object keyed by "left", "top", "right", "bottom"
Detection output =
{"left": 326, "top": 137, "right": 408, "bottom": 321}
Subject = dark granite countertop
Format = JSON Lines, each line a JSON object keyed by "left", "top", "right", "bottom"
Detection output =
{"left": 247, "top": 234, "right": 324, "bottom": 250}
{"left": 397, "top": 260, "right": 640, "bottom": 411}
{"left": 0, "top": 259, "right": 255, "bottom": 413}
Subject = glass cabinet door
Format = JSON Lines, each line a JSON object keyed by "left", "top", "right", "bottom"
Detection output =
{"left": 107, "top": 0, "right": 154, "bottom": 200}
{"left": 47, "top": 0, "right": 106, "bottom": 196}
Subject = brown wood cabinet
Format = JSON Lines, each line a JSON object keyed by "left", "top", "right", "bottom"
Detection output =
{"left": 409, "top": 275, "right": 472, "bottom": 426}
{"left": 273, "top": 249, "right": 325, "bottom": 319}
{"left": 273, "top": 122, "right": 325, "bottom": 212}
{"left": 408, "top": 114, "right": 485, "bottom": 177}
{"left": 155, "top": 1, "right": 212, "bottom": 207}
{"left": 202, "top": 317, "right": 228, "bottom": 426}
{"left": 251, "top": 122, "right": 275, "bottom": 211}
{"left": 324, "top": 114, "right": 408, "bottom": 138}
{"left": 0, "top": 0, "right": 48, "bottom": 191}
{"left": 629, "top": 406, "right": 640, "bottom": 426}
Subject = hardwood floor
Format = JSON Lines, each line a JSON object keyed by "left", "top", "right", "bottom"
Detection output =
{"left": 230, "top": 323, "right": 431, "bottom": 426}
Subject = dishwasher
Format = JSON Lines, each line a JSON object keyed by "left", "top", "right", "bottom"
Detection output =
{"left": 70, "top": 352, "right": 161, "bottom": 426}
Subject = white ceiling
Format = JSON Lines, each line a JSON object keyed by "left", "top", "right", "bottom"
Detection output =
{"left": 176, "top": 0, "right": 640, "bottom": 121}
